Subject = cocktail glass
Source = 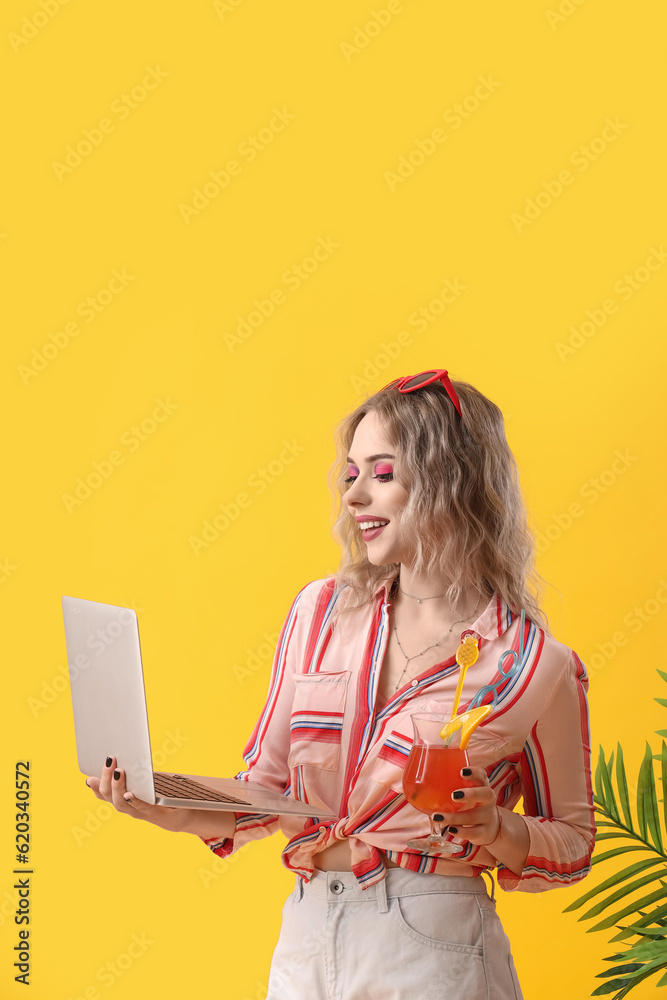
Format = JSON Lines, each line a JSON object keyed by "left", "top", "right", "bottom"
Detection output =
{"left": 402, "top": 711, "right": 477, "bottom": 854}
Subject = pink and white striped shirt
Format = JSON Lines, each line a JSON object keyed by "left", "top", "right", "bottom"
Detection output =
{"left": 203, "top": 577, "right": 595, "bottom": 892}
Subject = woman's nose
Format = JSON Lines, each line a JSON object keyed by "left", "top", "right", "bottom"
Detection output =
{"left": 344, "top": 478, "right": 369, "bottom": 508}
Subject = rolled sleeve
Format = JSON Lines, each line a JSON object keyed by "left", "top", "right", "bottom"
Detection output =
{"left": 200, "top": 810, "right": 281, "bottom": 859}
{"left": 498, "top": 650, "right": 595, "bottom": 893}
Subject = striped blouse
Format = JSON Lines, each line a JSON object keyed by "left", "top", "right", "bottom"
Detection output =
{"left": 203, "top": 577, "right": 595, "bottom": 892}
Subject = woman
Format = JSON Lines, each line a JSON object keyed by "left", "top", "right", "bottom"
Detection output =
{"left": 87, "top": 369, "right": 595, "bottom": 999}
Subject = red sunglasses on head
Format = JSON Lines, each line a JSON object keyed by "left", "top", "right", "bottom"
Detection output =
{"left": 380, "top": 369, "right": 463, "bottom": 418}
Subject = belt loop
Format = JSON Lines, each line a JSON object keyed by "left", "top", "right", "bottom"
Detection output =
{"left": 480, "top": 870, "right": 496, "bottom": 902}
{"left": 376, "top": 876, "right": 388, "bottom": 913}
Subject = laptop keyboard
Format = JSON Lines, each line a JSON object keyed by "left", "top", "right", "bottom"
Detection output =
{"left": 154, "top": 772, "right": 249, "bottom": 804}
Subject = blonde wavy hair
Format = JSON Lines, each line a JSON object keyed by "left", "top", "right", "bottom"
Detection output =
{"left": 328, "top": 377, "right": 549, "bottom": 631}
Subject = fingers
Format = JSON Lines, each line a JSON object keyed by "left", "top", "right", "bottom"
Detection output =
{"left": 441, "top": 804, "right": 500, "bottom": 844}
{"left": 98, "top": 755, "right": 116, "bottom": 799}
{"left": 85, "top": 757, "right": 134, "bottom": 816}
{"left": 85, "top": 775, "right": 101, "bottom": 796}
{"left": 449, "top": 765, "right": 493, "bottom": 809}
{"left": 459, "top": 765, "right": 488, "bottom": 785}
{"left": 84, "top": 756, "right": 115, "bottom": 801}
{"left": 108, "top": 765, "right": 134, "bottom": 814}
{"left": 438, "top": 766, "right": 497, "bottom": 842}
{"left": 83, "top": 758, "right": 194, "bottom": 833}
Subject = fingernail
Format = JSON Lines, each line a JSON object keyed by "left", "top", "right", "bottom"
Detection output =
{"left": 106, "top": 756, "right": 113, "bottom": 768}
{"left": 123, "top": 794, "right": 133, "bottom": 803}
{"left": 461, "top": 767, "right": 472, "bottom": 777}
{"left": 85, "top": 779, "right": 90, "bottom": 788}
{"left": 448, "top": 826, "right": 458, "bottom": 835}
{"left": 452, "top": 790, "right": 464, "bottom": 800}
{"left": 113, "top": 770, "right": 120, "bottom": 781}
{"left": 433, "top": 813, "right": 445, "bottom": 822}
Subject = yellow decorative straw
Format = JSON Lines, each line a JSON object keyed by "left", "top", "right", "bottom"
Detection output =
{"left": 440, "top": 635, "right": 491, "bottom": 748}
{"left": 450, "top": 635, "right": 479, "bottom": 718}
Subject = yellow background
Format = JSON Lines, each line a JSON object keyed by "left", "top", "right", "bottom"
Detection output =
{"left": 2, "top": 1, "right": 666, "bottom": 997}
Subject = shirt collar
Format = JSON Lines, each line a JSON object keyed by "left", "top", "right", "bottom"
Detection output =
{"left": 377, "top": 581, "right": 516, "bottom": 641}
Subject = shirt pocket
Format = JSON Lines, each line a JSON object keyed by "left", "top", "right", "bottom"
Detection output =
{"left": 369, "top": 724, "right": 414, "bottom": 795}
{"left": 287, "top": 671, "right": 350, "bottom": 771}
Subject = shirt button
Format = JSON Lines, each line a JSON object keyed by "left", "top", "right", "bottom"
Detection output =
{"left": 330, "top": 880, "right": 344, "bottom": 895}
{"left": 411, "top": 679, "right": 418, "bottom": 687}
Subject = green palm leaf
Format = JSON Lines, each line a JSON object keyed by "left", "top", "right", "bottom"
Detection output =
{"left": 580, "top": 868, "right": 667, "bottom": 923}
{"left": 595, "top": 745, "right": 605, "bottom": 801}
{"left": 596, "top": 964, "right": 643, "bottom": 979}
{"left": 616, "top": 954, "right": 667, "bottom": 979}
{"left": 616, "top": 743, "right": 634, "bottom": 832}
{"left": 588, "top": 884, "right": 667, "bottom": 933}
{"left": 619, "top": 940, "right": 667, "bottom": 963}
{"left": 591, "top": 976, "right": 641, "bottom": 996}
{"left": 638, "top": 742, "right": 663, "bottom": 853}
{"left": 637, "top": 751, "right": 648, "bottom": 842}
{"left": 592, "top": 846, "right": 653, "bottom": 866}
{"left": 598, "top": 748, "right": 620, "bottom": 823}
{"left": 610, "top": 902, "right": 667, "bottom": 941}
{"left": 592, "top": 966, "right": 667, "bottom": 999}
{"left": 564, "top": 677, "right": 667, "bottom": 997}
{"left": 595, "top": 832, "right": 641, "bottom": 842}
{"left": 563, "top": 859, "right": 667, "bottom": 914}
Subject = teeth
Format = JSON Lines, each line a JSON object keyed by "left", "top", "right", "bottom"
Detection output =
{"left": 360, "top": 521, "right": 388, "bottom": 530}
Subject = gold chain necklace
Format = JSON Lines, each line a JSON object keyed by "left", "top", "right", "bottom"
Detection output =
{"left": 391, "top": 593, "right": 482, "bottom": 692}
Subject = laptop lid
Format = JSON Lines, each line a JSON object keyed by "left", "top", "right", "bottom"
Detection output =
{"left": 62, "top": 596, "right": 157, "bottom": 803}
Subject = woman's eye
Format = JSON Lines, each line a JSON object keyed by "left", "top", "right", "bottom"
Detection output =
{"left": 344, "top": 472, "right": 394, "bottom": 485}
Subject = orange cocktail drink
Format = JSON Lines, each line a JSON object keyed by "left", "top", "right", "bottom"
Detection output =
{"left": 403, "top": 745, "right": 475, "bottom": 815}
{"left": 402, "top": 712, "right": 479, "bottom": 854}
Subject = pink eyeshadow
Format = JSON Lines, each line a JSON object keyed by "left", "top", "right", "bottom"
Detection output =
{"left": 348, "top": 464, "right": 360, "bottom": 476}
{"left": 374, "top": 464, "right": 393, "bottom": 475}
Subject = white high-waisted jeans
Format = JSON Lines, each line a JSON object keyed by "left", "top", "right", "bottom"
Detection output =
{"left": 267, "top": 868, "right": 523, "bottom": 1000}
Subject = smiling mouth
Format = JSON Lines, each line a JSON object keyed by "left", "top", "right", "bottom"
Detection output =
{"left": 359, "top": 521, "right": 389, "bottom": 540}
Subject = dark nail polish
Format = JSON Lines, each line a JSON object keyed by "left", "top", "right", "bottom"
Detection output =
{"left": 452, "top": 790, "right": 465, "bottom": 800}
{"left": 106, "top": 756, "right": 113, "bottom": 768}
{"left": 448, "top": 827, "right": 458, "bottom": 835}
{"left": 433, "top": 813, "right": 445, "bottom": 822}
{"left": 461, "top": 767, "right": 472, "bottom": 777}
{"left": 113, "top": 770, "right": 120, "bottom": 781}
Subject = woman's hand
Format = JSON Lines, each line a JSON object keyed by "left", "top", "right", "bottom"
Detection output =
{"left": 438, "top": 765, "right": 530, "bottom": 875}
{"left": 436, "top": 765, "right": 500, "bottom": 847}
{"left": 85, "top": 756, "right": 236, "bottom": 841}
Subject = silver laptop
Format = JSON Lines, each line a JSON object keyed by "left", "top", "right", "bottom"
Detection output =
{"left": 62, "top": 595, "right": 336, "bottom": 818}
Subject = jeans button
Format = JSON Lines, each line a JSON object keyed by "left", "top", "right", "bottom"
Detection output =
{"left": 330, "top": 880, "right": 344, "bottom": 895}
